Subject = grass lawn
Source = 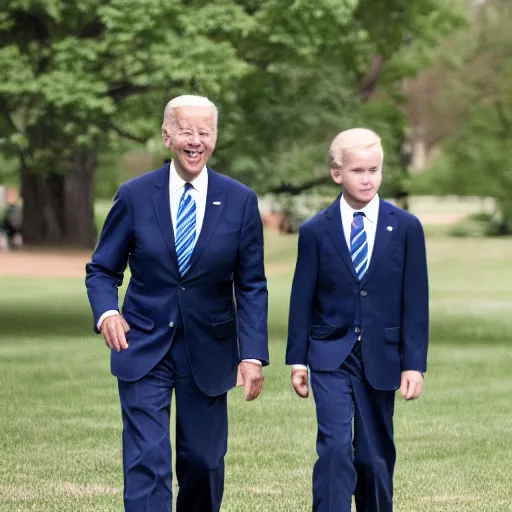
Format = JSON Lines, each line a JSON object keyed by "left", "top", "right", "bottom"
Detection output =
{"left": 1, "top": 233, "right": 512, "bottom": 511}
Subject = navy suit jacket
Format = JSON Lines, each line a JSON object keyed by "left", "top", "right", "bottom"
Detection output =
{"left": 86, "top": 164, "right": 269, "bottom": 396}
{"left": 286, "top": 196, "right": 429, "bottom": 391}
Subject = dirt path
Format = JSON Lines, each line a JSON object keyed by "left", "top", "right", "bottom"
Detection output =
{"left": 0, "top": 211, "right": 463, "bottom": 279}
{"left": 0, "top": 251, "right": 91, "bottom": 278}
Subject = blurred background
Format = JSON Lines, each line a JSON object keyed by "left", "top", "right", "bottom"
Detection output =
{"left": 1, "top": 1, "right": 511, "bottom": 511}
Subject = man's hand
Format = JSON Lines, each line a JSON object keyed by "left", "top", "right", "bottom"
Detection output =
{"left": 101, "top": 315, "right": 130, "bottom": 352}
{"left": 238, "top": 361, "right": 264, "bottom": 401}
{"left": 400, "top": 370, "right": 424, "bottom": 400}
{"left": 291, "top": 368, "right": 309, "bottom": 398}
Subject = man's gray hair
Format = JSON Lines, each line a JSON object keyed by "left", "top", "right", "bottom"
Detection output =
{"left": 162, "top": 95, "right": 218, "bottom": 131}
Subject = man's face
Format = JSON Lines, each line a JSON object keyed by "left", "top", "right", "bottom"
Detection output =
{"left": 331, "top": 145, "right": 383, "bottom": 209}
{"left": 162, "top": 106, "right": 216, "bottom": 180}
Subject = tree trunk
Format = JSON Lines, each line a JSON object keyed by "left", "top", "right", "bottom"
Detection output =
{"left": 21, "top": 147, "right": 97, "bottom": 249}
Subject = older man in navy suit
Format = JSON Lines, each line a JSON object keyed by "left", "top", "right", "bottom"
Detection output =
{"left": 86, "top": 95, "right": 268, "bottom": 512}
{"left": 286, "top": 128, "right": 429, "bottom": 512}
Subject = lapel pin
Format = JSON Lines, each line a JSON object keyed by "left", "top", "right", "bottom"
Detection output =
{"left": 213, "top": 201, "right": 221, "bottom": 205}
{"left": 387, "top": 226, "right": 393, "bottom": 231}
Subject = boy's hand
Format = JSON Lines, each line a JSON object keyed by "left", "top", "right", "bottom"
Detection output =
{"left": 400, "top": 370, "right": 424, "bottom": 400}
{"left": 291, "top": 369, "right": 309, "bottom": 398}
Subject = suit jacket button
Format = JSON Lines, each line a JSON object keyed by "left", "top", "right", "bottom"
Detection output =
{"left": 360, "top": 290, "right": 367, "bottom": 297}
{"left": 169, "top": 321, "right": 174, "bottom": 328}
{"left": 355, "top": 327, "right": 361, "bottom": 333}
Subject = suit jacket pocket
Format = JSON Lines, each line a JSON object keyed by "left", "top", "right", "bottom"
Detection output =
{"left": 123, "top": 309, "right": 155, "bottom": 333}
{"left": 384, "top": 327, "right": 401, "bottom": 344}
{"left": 211, "top": 318, "right": 237, "bottom": 340}
{"left": 309, "top": 324, "right": 335, "bottom": 340}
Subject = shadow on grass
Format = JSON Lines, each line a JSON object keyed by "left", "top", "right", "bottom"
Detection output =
{"left": 0, "top": 307, "right": 94, "bottom": 338}
{"left": 2, "top": 304, "right": 512, "bottom": 347}
{"left": 431, "top": 314, "right": 512, "bottom": 344}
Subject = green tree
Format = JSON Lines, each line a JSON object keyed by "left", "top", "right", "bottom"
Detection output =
{"left": 0, "top": 0, "right": 462, "bottom": 247}
{"left": 0, "top": 0, "right": 252, "bottom": 247}
{"left": 211, "top": 0, "right": 464, "bottom": 198}
{"left": 418, "top": 0, "right": 512, "bottom": 232}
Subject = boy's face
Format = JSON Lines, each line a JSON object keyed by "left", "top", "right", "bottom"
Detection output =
{"left": 331, "top": 145, "right": 383, "bottom": 209}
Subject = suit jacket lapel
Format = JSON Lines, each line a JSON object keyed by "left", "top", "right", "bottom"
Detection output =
{"left": 324, "top": 196, "right": 358, "bottom": 281}
{"left": 361, "top": 199, "right": 396, "bottom": 285}
{"left": 186, "top": 168, "right": 225, "bottom": 274}
{"left": 152, "top": 164, "right": 179, "bottom": 274}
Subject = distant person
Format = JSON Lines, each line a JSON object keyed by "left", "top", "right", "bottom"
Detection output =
{"left": 0, "top": 189, "right": 22, "bottom": 250}
{"left": 286, "top": 128, "right": 429, "bottom": 511}
{"left": 86, "top": 95, "right": 269, "bottom": 512}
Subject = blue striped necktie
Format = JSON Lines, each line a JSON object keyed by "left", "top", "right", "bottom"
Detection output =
{"left": 175, "top": 183, "right": 196, "bottom": 276}
{"left": 350, "top": 212, "right": 368, "bottom": 280}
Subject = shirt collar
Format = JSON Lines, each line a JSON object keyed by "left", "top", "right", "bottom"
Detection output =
{"left": 340, "top": 193, "right": 380, "bottom": 224}
{"left": 169, "top": 160, "right": 208, "bottom": 195}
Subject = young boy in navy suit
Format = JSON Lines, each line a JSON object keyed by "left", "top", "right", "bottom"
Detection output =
{"left": 286, "top": 128, "right": 429, "bottom": 512}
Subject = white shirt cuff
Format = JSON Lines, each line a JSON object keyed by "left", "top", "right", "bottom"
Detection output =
{"left": 292, "top": 364, "right": 308, "bottom": 371}
{"left": 242, "top": 359, "right": 262, "bottom": 366}
{"left": 97, "top": 310, "right": 120, "bottom": 330}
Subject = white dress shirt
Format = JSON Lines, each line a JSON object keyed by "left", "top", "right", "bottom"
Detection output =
{"left": 292, "top": 194, "right": 380, "bottom": 371}
{"left": 98, "top": 161, "right": 261, "bottom": 366}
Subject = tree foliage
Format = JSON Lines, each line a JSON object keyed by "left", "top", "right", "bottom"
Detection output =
{"left": 0, "top": 0, "right": 252, "bottom": 168}
{"left": 414, "top": 0, "right": 512, "bottom": 233}
{"left": 0, "top": 0, "right": 463, "bottom": 245}
{"left": 209, "top": 0, "right": 465, "bottom": 195}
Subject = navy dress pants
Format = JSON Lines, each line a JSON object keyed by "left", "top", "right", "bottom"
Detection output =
{"left": 310, "top": 341, "right": 396, "bottom": 512}
{"left": 118, "top": 333, "right": 228, "bottom": 512}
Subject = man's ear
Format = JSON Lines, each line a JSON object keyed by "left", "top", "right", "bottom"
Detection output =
{"left": 162, "top": 126, "right": 172, "bottom": 149}
{"left": 331, "top": 167, "right": 343, "bottom": 185}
